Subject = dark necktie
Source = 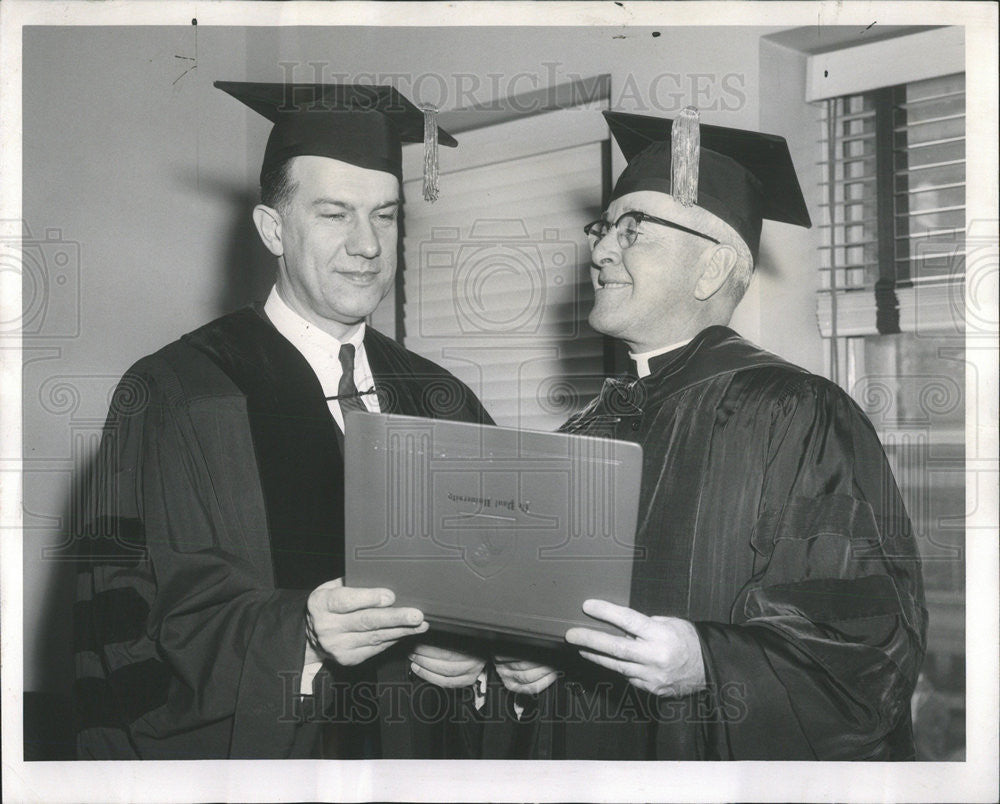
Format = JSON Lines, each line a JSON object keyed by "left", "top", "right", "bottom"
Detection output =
{"left": 337, "top": 343, "right": 368, "bottom": 418}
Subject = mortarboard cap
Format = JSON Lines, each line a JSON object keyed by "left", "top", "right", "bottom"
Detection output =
{"left": 215, "top": 81, "right": 457, "bottom": 200}
{"left": 604, "top": 110, "right": 812, "bottom": 262}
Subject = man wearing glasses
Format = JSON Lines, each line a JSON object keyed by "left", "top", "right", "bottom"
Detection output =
{"left": 488, "top": 109, "right": 926, "bottom": 761}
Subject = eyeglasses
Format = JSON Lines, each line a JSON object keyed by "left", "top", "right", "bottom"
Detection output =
{"left": 583, "top": 211, "right": 720, "bottom": 250}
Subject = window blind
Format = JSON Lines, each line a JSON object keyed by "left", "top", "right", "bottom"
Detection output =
{"left": 816, "top": 73, "right": 966, "bottom": 344}
{"left": 399, "top": 106, "right": 609, "bottom": 431}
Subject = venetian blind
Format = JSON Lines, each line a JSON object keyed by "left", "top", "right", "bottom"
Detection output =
{"left": 399, "top": 107, "right": 609, "bottom": 431}
{"left": 816, "top": 72, "right": 967, "bottom": 345}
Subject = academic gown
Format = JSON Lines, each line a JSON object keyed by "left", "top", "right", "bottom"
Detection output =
{"left": 484, "top": 326, "right": 926, "bottom": 761}
{"left": 74, "top": 306, "right": 493, "bottom": 760}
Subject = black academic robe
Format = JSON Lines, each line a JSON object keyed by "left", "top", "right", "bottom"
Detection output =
{"left": 485, "top": 326, "right": 926, "bottom": 760}
{"left": 73, "top": 306, "right": 492, "bottom": 759}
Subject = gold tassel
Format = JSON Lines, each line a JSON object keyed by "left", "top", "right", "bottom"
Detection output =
{"left": 422, "top": 105, "right": 439, "bottom": 202}
{"left": 671, "top": 106, "right": 700, "bottom": 206}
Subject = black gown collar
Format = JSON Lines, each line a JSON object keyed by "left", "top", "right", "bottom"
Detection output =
{"left": 184, "top": 305, "right": 346, "bottom": 590}
{"left": 635, "top": 326, "right": 799, "bottom": 394}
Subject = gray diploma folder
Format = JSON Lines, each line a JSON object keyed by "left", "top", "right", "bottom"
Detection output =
{"left": 344, "top": 412, "right": 642, "bottom": 645}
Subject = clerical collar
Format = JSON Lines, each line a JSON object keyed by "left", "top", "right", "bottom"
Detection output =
{"left": 630, "top": 339, "right": 692, "bottom": 378}
{"left": 264, "top": 285, "right": 366, "bottom": 352}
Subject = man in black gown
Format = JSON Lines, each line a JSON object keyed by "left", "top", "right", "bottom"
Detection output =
{"left": 489, "top": 109, "right": 926, "bottom": 760}
{"left": 73, "top": 83, "right": 492, "bottom": 759}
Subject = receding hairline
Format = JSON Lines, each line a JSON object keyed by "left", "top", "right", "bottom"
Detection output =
{"left": 284, "top": 154, "right": 400, "bottom": 185}
{"left": 274, "top": 156, "right": 401, "bottom": 210}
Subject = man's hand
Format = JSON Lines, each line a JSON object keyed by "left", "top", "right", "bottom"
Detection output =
{"left": 306, "top": 578, "right": 428, "bottom": 667}
{"left": 565, "top": 599, "right": 706, "bottom": 697}
{"left": 408, "top": 644, "right": 485, "bottom": 688}
{"left": 493, "top": 656, "right": 559, "bottom": 695}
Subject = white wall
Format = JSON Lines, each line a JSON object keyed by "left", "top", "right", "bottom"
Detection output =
{"left": 750, "top": 36, "right": 826, "bottom": 373}
{"left": 23, "top": 24, "right": 811, "bottom": 694}
{"left": 22, "top": 26, "right": 260, "bottom": 695}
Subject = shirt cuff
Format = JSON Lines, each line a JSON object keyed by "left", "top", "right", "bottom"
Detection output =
{"left": 300, "top": 661, "right": 323, "bottom": 695}
{"left": 474, "top": 670, "right": 487, "bottom": 711}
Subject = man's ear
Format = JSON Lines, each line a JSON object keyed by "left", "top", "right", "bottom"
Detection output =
{"left": 694, "top": 244, "right": 738, "bottom": 301}
{"left": 252, "top": 204, "right": 284, "bottom": 257}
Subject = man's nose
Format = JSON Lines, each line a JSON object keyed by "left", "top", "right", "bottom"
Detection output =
{"left": 345, "top": 218, "right": 382, "bottom": 259}
{"left": 591, "top": 228, "right": 622, "bottom": 266}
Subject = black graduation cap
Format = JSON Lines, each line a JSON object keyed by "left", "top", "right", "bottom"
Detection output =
{"left": 604, "top": 110, "right": 812, "bottom": 262}
{"left": 215, "top": 81, "right": 457, "bottom": 200}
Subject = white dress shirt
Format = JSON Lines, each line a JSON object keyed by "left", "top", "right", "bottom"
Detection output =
{"left": 264, "top": 286, "right": 380, "bottom": 430}
{"left": 264, "top": 286, "right": 381, "bottom": 694}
